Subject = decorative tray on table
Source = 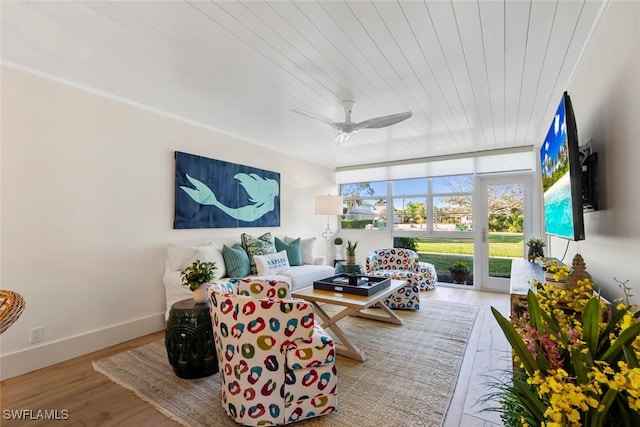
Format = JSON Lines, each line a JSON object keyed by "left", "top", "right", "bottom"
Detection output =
{"left": 313, "top": 274, "right": 391, "bottom": 296}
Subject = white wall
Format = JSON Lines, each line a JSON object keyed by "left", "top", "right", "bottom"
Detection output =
{"left": 0, "top": 66, "right": 337, "bottom": 379}
{"left": 547, "top": 1, "right": 640, "bottom": 303}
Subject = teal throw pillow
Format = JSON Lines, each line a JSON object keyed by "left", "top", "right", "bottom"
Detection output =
{"left": 222, "top": 244, "right": 251, "bottom": 278}
{"left": 275, "top": 237, "right": 302, "bottom": 266}
{"left": 241, "top": 232, "right": 276, "bottom": 275}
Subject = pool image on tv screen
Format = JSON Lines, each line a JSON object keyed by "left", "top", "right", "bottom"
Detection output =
{"left": 540, "top": 95, "right": 576, "bottom": 240}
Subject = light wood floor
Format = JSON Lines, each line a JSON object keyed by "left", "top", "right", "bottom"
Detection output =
{"left": 430, "top": 286, "right": 511, "bottom": 427}
{"left": 0, "top": 286, "right": 510, "bottom": 427}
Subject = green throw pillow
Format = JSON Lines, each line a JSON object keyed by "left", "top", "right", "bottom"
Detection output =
{"left": 241, "top": 232, "right": 276, "bottom": 275}
{"left": 275, "top": 237, "right": 302, "bottom": 266}
{"left": 222, "top": 244, "right": 251, "bottom": 278}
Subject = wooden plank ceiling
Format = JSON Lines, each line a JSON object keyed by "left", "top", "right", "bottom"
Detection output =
{"left": 1, "top": 1, "right": 606, "bottom": 169}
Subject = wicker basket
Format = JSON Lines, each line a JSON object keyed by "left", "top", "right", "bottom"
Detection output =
{"left": 0, "top": 290, "right": 26, "bottom": 334}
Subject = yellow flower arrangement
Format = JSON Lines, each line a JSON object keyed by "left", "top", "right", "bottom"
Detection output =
{"left": 543, "top": 259, "right": 571, "bottom": 282}
{"left": 487, "top": 277, "right": 640, "bottom": 426}
{"left": 554, "top": 266, "right": 571, "bottom": 282}
{"left": 543, "top": 259, "right": 561, "bottom": 271}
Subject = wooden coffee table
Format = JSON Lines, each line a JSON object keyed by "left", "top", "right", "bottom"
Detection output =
{"left": 291, "top": 279, "right": 407, "bottom": 362}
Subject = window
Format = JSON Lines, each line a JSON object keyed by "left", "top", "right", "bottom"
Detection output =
{"left": 433, "top": 195, "right": 473, "bottom": 231}
{"left": 340, "top": 181, "right": 388, "bottom": 230}
{"left": 392, "top": 178, "right": 427, "bottom": 231}
{"left": 339, "top": 174, "right": 474, "bottom": 233}
{"left": 340, "top": 174, "right": 475, "bottom": 285}
{"left": 393, "top": 196, "right": 428, "bottom": 230}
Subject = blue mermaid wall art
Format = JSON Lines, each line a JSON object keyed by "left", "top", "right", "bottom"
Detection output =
{"left": 174, "top": 152, "right": 280, "bottom": 229}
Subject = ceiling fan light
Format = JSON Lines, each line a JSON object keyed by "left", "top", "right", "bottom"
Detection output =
{"left": 336, "top": 132, "right": 350, "bottom": 143}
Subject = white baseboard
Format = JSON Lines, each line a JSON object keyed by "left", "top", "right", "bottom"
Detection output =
{"left": 0, "top": 313, "right": 165, "bottom": 380}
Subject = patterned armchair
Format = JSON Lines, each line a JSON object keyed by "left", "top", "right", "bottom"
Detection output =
{"left": 208, "top": 278, "right": 338, "bottom": 426}
{"left": 365, "top": 248, "right": 438, "bottom": 310}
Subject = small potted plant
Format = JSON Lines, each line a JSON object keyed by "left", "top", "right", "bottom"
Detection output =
{"left": 449, "top": 261, "right": 471, "bottom": 284}
{"left": 181, "top": 259, "right": 217, "bottom": 303}
{"left": 525, "top": 237, "right": 546, "bottom": 261}
{"left": 333, "top": 237, "right": 343, "bottom": 261}
{"left": 345, "top": 240, "right": 358, "bottom": 264}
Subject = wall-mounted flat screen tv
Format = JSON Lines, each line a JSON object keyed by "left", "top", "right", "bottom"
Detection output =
{"left": 539, "top": 91, "right": 585, "bottom": 241}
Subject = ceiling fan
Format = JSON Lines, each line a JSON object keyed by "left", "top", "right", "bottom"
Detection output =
{"left": 292, "top": 101, "right": 412, "bottom": 142}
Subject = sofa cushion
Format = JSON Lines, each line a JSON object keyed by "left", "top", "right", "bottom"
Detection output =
{"left": 222, "top": 244, "right": 251, "bottom": 277}
{"left": 284, "top": 264, "right": 335, "bottom": 291}
{"left": 168, "top": 242, "right": 220, "bottom": 271}
{"left": 241, "top": 232, "right": 276, "bottom": 274}
{"left": 163, "top": 238, "right": 330, "bottom": 321}
{"left": 254, "top": 250, "right": 291, "bottom": 276}
{"left": 275, "top": 237, "right": 302, "bottom": 266}
{"left": 285, "top": 236, "right": 316, "bottom": 265}
{"left": 167, "top": 245, "right": 196, "bottom": 271}
{"left": 185, "top": 244, "right": 226, "bottom": 279}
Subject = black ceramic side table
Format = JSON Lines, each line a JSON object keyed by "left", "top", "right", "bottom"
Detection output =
{"left": 165, "top": 298, "right": 218, "bottom": 379}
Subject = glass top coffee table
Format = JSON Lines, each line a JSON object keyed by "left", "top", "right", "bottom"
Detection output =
{"left": 291, "top": 279, "right": 407, "bottom": 362}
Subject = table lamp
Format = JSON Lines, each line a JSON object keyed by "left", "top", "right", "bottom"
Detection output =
{"left": 314, "top": 195, "right": 343, "bottom": 241}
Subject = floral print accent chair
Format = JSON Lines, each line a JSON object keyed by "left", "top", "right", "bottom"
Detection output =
{"left": 365, "top": 248, "right": 438, "bottom": 310}
{"left": 208, "top": 278, "right": 338, "bottom": 426}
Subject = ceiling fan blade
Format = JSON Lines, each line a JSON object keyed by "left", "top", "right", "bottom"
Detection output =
{"left": 294, "top": 102, "right": 412, "bottom": 142}
{"left": 292, "top": 108, "right": 341, "bottom": 130}
{"left": 354, "top": 111, "right": 412, "bottom": 131}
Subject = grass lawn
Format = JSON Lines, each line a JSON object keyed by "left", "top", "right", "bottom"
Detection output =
{"left": 414, "top": 234, "right": 522, "bottom": 278}
{"left": 418, "top": 253, "right": 514, "bottom": 277}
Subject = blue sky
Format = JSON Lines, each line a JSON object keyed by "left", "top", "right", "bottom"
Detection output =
{"left": 342, "top": 175, "right": 475, "bottom": 210}
{"left": 540, "top": 95, "right": 567, "bottom": 167}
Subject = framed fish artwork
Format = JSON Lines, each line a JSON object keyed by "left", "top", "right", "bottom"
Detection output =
{"left": 174, "top": 152, "right": 281, "bottom": 229}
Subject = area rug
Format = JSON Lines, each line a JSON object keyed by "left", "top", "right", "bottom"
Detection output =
{"left": 93, "top": 299, "right": 478, "bottom": 427}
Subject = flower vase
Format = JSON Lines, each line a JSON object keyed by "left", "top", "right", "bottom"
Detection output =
{"left": 192, "top": 286, "right": 208, "bottom": 304}
{"left": 527, "top": 246, "right": 544, "bottom": 261}
{"left": 451, "top": 272, "right": 469, "bottom": 284}
{"left": 346, "top": 255, "right": 356, "bottom": 264}
{"left": 334, "top": 244, "right": 343, "bottom": 260}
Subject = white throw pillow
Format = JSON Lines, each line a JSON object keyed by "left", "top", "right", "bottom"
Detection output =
{"left": 285, "top": 236, "right": 316, "bottom": 265}
{"left": 185, "top": 244, "right": 226, "bottom": 279}
{"left": 254, "top": 250, "right": 290, "bottom": 275}
{"left": 167, "top": 245, "right": 198, "bottom": 271}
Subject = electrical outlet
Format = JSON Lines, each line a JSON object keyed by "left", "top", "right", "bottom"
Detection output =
{"left": 30, "top": 327, "right": 43, "bottom": 344}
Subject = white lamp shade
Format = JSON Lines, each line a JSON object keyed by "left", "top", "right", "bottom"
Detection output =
{"left": 314, "top": 195, "right": 343, "bottom": 215}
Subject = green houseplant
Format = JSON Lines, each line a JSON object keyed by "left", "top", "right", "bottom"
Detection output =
{"left": 345, "top": 240, "right": 358, "bottom": 264}
{"left": 333, "top": 237, "right": 343, "bottom": 261}
{"left": 181, "top": 259, "right": 217, "bottom": 303}
{"left": 486, "top": 278, "right": 640, "bottom": 426}
{"left": 449, "top": 261, "right": 471, "bottom": 284}
{"left": 526, "top": 237, "right": 546, "bottom": 260}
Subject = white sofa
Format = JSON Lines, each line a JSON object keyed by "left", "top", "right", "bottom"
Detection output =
{"left": 163, "top": 236, "right": 334, "bottom": 319}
